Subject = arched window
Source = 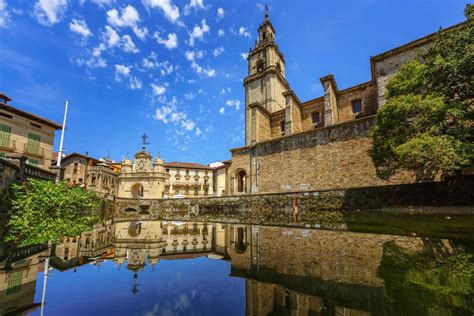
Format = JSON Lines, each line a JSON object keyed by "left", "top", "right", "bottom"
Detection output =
{"left": 237, "top": 170, "right": 247, "bottom": 193}
{"left": 235, "top": 227, "right": 247, "bottom": 254}
{"left": 131, "top": 183, "right": 144, "bottom": 198}
{"left": 256, "top": 60, "right": 265, "bottom": 73}
{"left": 276, "top": 62, "right": 282, "bottom": 73}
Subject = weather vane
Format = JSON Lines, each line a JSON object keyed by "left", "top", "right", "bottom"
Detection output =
{"left": 141, "top": 133, "right": 149, "bottom": 150}
{"left": 265, "top": 4, "right": 269, "bottom": 18}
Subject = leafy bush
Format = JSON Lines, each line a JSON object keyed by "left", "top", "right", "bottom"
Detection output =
{"left": 4, "top": 179, "right": 103, "bottom": 247}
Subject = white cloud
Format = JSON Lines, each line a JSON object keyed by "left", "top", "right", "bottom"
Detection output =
{"left": 150, "top": 83, "right": 166, "bottom": 96}
{"left": 69, "top": 18, "right": 91, "bottom": 38}
{"left": 159, "top": 61, "right": 174, "bottom": 76}
{"left": 213, "top": 46, "right": 224, "bottom": 57}
{"left": 219, "top": 107, "right": 225, "bottom": 114}
{"left": 128, "top": 76, "right": 142, "bottom": 90}
{"left": 107, "top": 5, "right": 139, "bottom": 28}
{"left": 0, "top": 0, "right": 11, "bottom": 28}
{"left": 188, "top": 19, "right": 209, "bottom": 46}
{"left": 183, "top": 0, "right": 208, "bottom": 15}
{"left": 184, "top": 92, "right": 195, "bottom": 100}
{"left": 240, "top": 52, "right": 248, "bottom": 60}
{"left": 191, "top": 61, "right": 215, "bottom": 77}
{"left": 107, "top": 5, "right": 148, "bottom": 40}
{"left": 114, "top": 64, "right": 131, "bottom": 81}
{"left": 154, "top": 32, "right": 178, "bottom": 49}
{"left": 238, "top": 26, "right": 251, "bottom": 38}
{"left": 91, "top": 0, "right": 113, "bottom": 8}
{"left": 33, "top": 0, "right": 68, "bottom": 26}
{"left": 216, "top": 7, "right": 224, "bottom": 21}
{"left": 184, "top": 50, "right": 204, "bottom": 61}
{"left": 226, "top": 99, "right": 241, "bottom": 110}
{"left": 133, "top": 26, "right": 148, "bottom": 40}
{"left": 121, "top": 34, "right": 139, "bottom": 53}
{"left": 152, "top": 97, "right": 197, "bottom": 134}
{"left": 218, "top": 29, "right": 225, "bottom": 37}
{"left": 104, "top": 25, "right": 120, "bottom": 47}
{"left": 220, "top": 87, "right": 231, "bottom": 94}
{"left": 143, "top": 0, "right": 181, "bottom": 25}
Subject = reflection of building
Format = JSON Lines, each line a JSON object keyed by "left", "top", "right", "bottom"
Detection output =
{"left": 162, "top": 222, "right": 212, "bottom": 257}
{"left": 0, "top": 244, "right": 50, "bottom": 315}
{"left": 0, "top": 93, "right": 62, "bottom": 169}
{"left": 225, "top": 224, "right": 429, "bottom": 315}
{"left": 52, "top": 221, "right": 114, "bottom": 272}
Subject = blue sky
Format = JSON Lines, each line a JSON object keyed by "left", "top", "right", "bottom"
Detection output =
{"left": 0, "top": 0, "right": 467, "bottom": 164}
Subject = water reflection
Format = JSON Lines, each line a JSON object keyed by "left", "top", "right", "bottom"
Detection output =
{"left": 0, "top": 221, "right": 472, "bottom": 315}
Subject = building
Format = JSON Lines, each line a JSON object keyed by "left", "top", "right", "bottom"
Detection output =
{"left": 0, "top": 93, "right": 62, "bottom": 170}
{"left": 117, "top": 148, "right": 168, "bottom": 199}
{"left": 226, "top": 12, "right": 468, "bottom": 195}
{"left": 164, "top": 162, "right": 214, "bottom": 197}
{"left": 61, "top": 152, "right": 119, "bottom": 199}
{"left": 210, "top": 162, "right": 227, "bottom": 196}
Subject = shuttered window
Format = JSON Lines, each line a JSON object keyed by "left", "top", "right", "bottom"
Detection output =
{"left": 27, "top": 133, "right": 41, "bottom": 154}
{"left": 0, "top": 124, "right": 11, "bottom": 147}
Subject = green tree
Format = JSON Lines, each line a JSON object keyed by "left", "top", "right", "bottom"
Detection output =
{"left": 4, "top": 179, "right": 103, "bottom": 247}
{"left": 371, "top": 5, "right": 474, "bottom": 178}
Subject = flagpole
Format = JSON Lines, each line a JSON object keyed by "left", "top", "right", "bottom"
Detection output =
{"left": 56, "top": 99, "right": 69, "bottom": 167}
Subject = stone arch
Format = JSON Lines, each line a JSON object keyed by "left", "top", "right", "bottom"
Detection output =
{"left": 256, "top": 59, "right": 265, "bottom": 73}
{"left": 235, "top": 169, "right": 247, "bottom": 193}
{"left": 131, "top": 183, "right": 144, "bottom": 198}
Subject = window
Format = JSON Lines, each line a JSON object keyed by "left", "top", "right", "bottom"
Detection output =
{"left": 276, "top": 62, "right": 282, "bottom": 73}
{"left": 30, "top": 122, "right": 42, "bottom": 129}
{"left": 27, "top": 159, "right": 38, "bottom": 166}
{"left": 186, "top": 170, "right": 189, "bottom": 175}
{"left": 73, "top": 162, "right": 79, "bottom": 174}
{"left": 351, "top": 99, "right": 362, "bottom": 113}
{"left": 311, "top": 111, "right": 321, "bottom": 125}
{"left": 204, "top": 188, "right": 208, "bottom": 196}
{"left": 6, "top": 271, "right": 23, "bottom": 295}
{"left": 0, "top": 112, "right": 12, "bottom": 119}
{"left": 194, "top": 188, "right": 199, "bottom": 196}
{"left": 0, "top": 153, "right": 5, "bottom": 158}
{"left": 257, "top": 61, "right": 264, "bottom": 73}
{"left": 27, "top": 133, "right": 41, "bottom": 154}
{"left": 280, "top": 121, "right": 286, "bottom": 136}
{"left": 0, "top": 124, "right": 11, "bottom": 148}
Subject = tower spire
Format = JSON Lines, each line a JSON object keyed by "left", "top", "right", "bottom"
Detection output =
{"left": 265, "top": 4, "right": 269, "bottom": 19}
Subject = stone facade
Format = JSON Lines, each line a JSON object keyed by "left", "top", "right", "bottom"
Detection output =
{"left": 228, "top": 13, "right": 468, "bottom": 194}
{"left": 164, "top": 162, "right": 214, "bottom": 197}
{"left": 61, "top": 153, "right": 119, "bottom": 199}
{"left": 117, "top": 150, "right": 167, "bottom": 199}
{"left": 0, "top": 94, "right": 62, "bottom": 170}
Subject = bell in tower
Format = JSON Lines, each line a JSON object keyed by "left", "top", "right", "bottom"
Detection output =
{"left": 243, "top": 8, "right": 288, "bottom": 145}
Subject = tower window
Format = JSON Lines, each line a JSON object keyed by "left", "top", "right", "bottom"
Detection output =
{"left": 311, "top": 111, "right": 321, "bottom": 125}
{"left": 351, "top": 99, "right": 362, "bottom": 113}
{"left": 280, "top": 120, "right": 285, "bottom": 136}
{"left": 256, "top": 61, "right": 264, "bottom": 73}
{"left": 276, "top": 62, "right": 282, "bottom": 73}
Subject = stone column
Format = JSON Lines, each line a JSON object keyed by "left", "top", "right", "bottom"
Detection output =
{"left": 320, "top": 75, "right": 339, "bottom": 127}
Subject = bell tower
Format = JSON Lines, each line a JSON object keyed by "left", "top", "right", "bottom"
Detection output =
{"left": 244, "top": 9, "right": 288, "bottom": 146}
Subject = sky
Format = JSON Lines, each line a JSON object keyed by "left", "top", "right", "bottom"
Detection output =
{"left": 0, "top": 0, "right": 468, "bottom": 164}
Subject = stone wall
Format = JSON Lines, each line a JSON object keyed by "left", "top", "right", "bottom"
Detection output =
{"left": 229, "top": 116, "right": 415, "bottom": 194}
{"left": 0, "top": 159, "right": 20, "bottom": 214}
{"left": 114, "top": 176, "right": 474, "bottom": 234}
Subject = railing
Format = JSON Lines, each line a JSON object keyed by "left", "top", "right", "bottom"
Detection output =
{"left": 169, "top": 180, "right": 203, "bottom": 187}
{"left": 24, "top": 164, "right": 56, "bottom": 181}
{"left": 0, "top": 139, "right": 16, "bottom": 152}
{"left": 23, "top": 143, "right": 45, "bottom": 158}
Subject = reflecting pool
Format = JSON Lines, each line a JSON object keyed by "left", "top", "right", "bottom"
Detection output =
{"left": 1, "top": 220, "right": 473, "bottom": 315}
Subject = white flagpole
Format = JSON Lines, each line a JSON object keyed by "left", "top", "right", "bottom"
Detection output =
{"left": 56, "top": 99, "right": 69, "bottom": 167}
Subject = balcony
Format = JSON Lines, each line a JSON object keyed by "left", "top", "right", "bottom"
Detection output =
{"left": 23, "top": 144, "right": 45, "bottom": 158}
{"left": 0, "top": 139, "right": 16, "bottom": 152}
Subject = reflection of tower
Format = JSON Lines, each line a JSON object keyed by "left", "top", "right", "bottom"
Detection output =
{"left": 130, "top": 270, "right": 141, "bottom": 295}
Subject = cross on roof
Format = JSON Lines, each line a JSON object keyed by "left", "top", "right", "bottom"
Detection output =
{"left": 141, "top": 133, "right": 149, "bottom": 150}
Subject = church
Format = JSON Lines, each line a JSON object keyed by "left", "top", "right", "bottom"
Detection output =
{"left": 224, "top": 11, "right": 468, "bottom": 195}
